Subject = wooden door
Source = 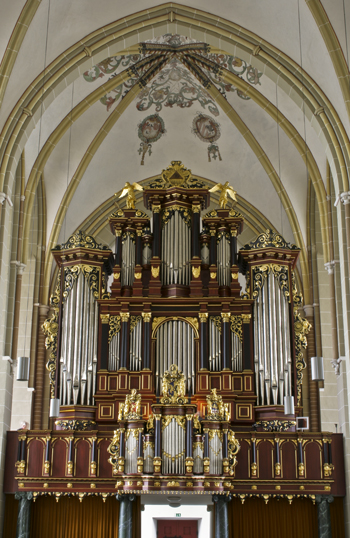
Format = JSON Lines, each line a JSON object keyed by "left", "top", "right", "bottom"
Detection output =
{"left": 158, "top": 519, "right": 197, "bottom": 538}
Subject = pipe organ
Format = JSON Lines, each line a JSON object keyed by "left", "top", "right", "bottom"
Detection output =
{"left": 13, "top": 161, "right": 343, "bottom": 504}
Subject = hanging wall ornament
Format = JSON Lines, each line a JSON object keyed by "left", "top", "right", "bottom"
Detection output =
{"left": 192, "top": 113, "right": 222, "bottom": 162}
{"left": 138, "top": 114, "right": 166, "bottom": 165}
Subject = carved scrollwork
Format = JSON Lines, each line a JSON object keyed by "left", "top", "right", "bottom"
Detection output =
{"left": 107, "top": 430, "right": 121, "bottom": 473}
{"left": 55, "top": 420, "right": 96, "bottom": 431}
{"left": 119, "top": 389, "right": 142, "bottom": 420}
{"left": 162, "top": 415, "right": 186, "bottom": 431}
{"left": 130, "top": 316, "right": 142, "bottom": 333}
{"left": 210, "top": 316, "right": 222, "bottom": 333}
{"left": 292, "top": 272, "right": 311, "bottom": 406}
{"left": 109, "top": 316, "right": 121, "bottom": 342}
{"left": 253, "top": 420, "right": 296, "bottom": 432}
{"left": 43, "top": 275, "right": 60, "bottom": 397}
{"left": 252, "top": 264, "right": 289, "bottom": 300}
{"left": 228, "top": 430, "right": 240, "bottom": 474}
{"left": 230, "top": 315, "right": 242, "bottom": 341}
{"left": 240, "top": 229, "right": 300, "bottom": 251}
{"left": 162, "top": 205, "right": 192, "bottom": 228}
{"left": 52, "top": 230, "right": 110, "bottom": 251}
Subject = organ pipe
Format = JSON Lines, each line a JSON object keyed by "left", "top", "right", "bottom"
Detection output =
{"left": 161, "top": 210, "right": 191, "bottom": 286}
{"left": 59, "top": 269, "right": 100, "bottom": 406}
{"left": 155, "top": 320, "right": 195, "bottom": 395}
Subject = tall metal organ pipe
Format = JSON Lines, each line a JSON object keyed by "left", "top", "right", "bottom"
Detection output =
{"left": 59, "top": 271, "right": 99, "bottom": 406}
{"left": 161, "top": 211, "right": 191, "bottom": 286}
{"left": 155, "top": 320, "right": 195, "bottom": 395}
{"left": 253, "top": 270, "right": 292, "bottom": 405}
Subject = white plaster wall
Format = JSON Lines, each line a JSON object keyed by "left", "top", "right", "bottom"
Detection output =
{"left": 141, "top": 503, "right": 212, "bottom": 538}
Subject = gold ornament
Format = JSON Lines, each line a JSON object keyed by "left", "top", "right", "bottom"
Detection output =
{"left": 209, "top": 182, "right": 237, "bottom": 209}
{"left": 118, "top": 182, "right": 143, "bottom": 209}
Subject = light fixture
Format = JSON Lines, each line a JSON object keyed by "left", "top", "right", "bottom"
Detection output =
{"left": 49, "top": 398, "right": 60, "bottom": 418}
{"left": 167, "top": 495, "right": 181, "bottom": 508}
{"left": 311, "top": 356, "right": 324, "bottom": 381}
{"left": 16, "top": 357, "right": 30, "bottom": 381}
{"left": 284, "top": 395, "right": 295, "bottom": 416}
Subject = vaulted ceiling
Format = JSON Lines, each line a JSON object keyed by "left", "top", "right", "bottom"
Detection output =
{"left": 1, "top": 0, "right": 350, "bottom": 302}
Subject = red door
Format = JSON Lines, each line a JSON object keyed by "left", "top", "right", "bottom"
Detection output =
{"left": 158, "top": 519, "right": 197, "bottom": 538}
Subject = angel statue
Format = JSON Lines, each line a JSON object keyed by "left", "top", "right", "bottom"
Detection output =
{"left": 118, "top": 181, "right": 143, "bottom": 209}
{"left": 209, "top": 182, "right": 237, "bottom": 209}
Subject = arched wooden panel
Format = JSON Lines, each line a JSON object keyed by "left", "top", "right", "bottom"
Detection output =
{"left": 304, "top": 441, "right": 322, "bottom": 480}
{"left": 75, "top": 439, "right": 90, "bottom": 478}
{"left": 98, "top": 439, "right": 113, "bottom": 478}
{"left": 27, "top": 439, "right": 44, "bottom": 477}
{"left": 281, "top": 441, "right": 297, "bottom": 480}
{"left": 257, "top": 440, "right": 273, "bottom": 479}
{"left": 51, "top": 439, "right": 67, "bottom": 478}
{"left": 235, "top": 439, "right": 249, "bottom": 479}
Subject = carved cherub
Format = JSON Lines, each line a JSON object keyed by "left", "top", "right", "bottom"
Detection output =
{"left": 209, "top": 182, "right": 237, "bottom": 209}
{"left": 123, "top": 389, "right": 141, "bottom": 419}
{"left": 118, "top": 182, "right": 143, "bottom": 209}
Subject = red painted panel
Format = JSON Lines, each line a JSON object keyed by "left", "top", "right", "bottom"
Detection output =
{"left": 98, "top": 439, "right": 113, "bottom": 478}
{"left": 130, "top": 376, "right": 140, "bottom": 390}
{"left": 281, "top": 441, "right": 296, "bottom": 479}
{"left": 75, "top": 439, "right": 90, "bottom": 478}
{"left": 51, "top": 439, "right": 67, "bottom": 478}
{"left": 27, "top": 439, "right": 44, "bottom": 477}
{"left": 233, "top": 377, "right": 242, "bottom": 391}
{"left": 158, "top": 520, "right": 197, "bottom": 538}
{"left": 257, "top": 440, "right": 273, "bottom": 479}
{"left": 305, "top": 441, "right": 322, "bottom": 480}
{"left": 235, "top": 439, "right": 249, "bottom": 479}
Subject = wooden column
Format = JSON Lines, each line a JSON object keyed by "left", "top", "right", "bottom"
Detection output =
{"left": 33, "top": 304, "right": 49, "bottom": 429}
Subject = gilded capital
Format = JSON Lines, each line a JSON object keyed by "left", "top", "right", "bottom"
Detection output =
{"left": 242, "top": 314, "right": 251, "bottom": 324}
{"left": 221, "top": 313, "right": 231, "bottom": 322}
{"left": 142, "top": 312, "right": 152, "bottom": 322}
{"left": 100, "top": 314, "right": 110, "bottom": 324}
{"left": 121, "top": 313, "right": 130, "bottom": 323}
{"left": 199, "top": 313, "right": 208, "bottom": 322}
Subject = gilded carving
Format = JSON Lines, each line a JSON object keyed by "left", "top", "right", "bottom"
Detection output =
{"left": 142, "top": 312, "right": 152, "bottom": 323}
{"left": 52, "top": 230, "right": 110, "bottom": 252}
{"left": 252, "top": 264, "right": 289, "bottom": 300}
{"left": 162, "top": 205, "right": 191, "bottom": 228}
{"left": 109, "top": 316, "right": 121, "bottom": 342}
{"left": 162, "top": 415, "right": 186, "bottom": 431}
{"left": 118, "top": 182, "right": 143, "bottom": 209}
{"left": 130, "top": 315, "right": 142, "bottom": 333}
{"left": 292, "top": 272, "right": 311, "bottom": 406}
{"left": 240, "top": 229, "right": 300, "bottom": 252}
{"left": 107, "top": 430, "right": 121, "bottom": 475}
{"left": 210, "top": 316, "right": 222, "bottom": 333}
{"left": 119, "top": 389, "right": 142, "bottom": 420}
{"left": 161, "top": 364, "right": 186, "bottom": 404}
{"left": 55, "top": 420, "right": 96, "bottom": 431}
{"left": 206, "top": 389, "right": 225, "bottom": 420}
{"left": 209, "top": 182, "right": 237, "bottom": 209}
{"left": 230, "top": 316, "right": 242, "bottom": 341}
{"left": 43, "top": 275, "right": 60, "bottom": 398}
{"left": 192, "top": 266, "right": 201, "bottom": 279}
{"left": 151, "top": 266, "right": 160, "bottom": 278}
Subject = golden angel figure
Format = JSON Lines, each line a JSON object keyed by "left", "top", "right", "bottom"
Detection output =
{"left": 209, "top": 182, "right": 237, "bottom": 209}
{"left": 118, "top": 181, "right": 143, "bottom": 209}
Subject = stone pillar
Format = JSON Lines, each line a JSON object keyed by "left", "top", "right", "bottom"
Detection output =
{"left": 32, "top": 304, "right": 49, "bottom": 429}
{"left": 212, "top": 494, "right": 231, "bottom": 538}
{"left": 15, "top": 492, "right": 33, "bottom": 538}
{"left": 340, "top": 192, "right": 350, "bottom": 276}
{"left": 315, "top": 495, "right": 333, "bottom": 538}
{"left": 117, "top": 494, "right": 136, "bottom": 538}
{"left": 304, "top": 305, "right": 321, "bottom": 432}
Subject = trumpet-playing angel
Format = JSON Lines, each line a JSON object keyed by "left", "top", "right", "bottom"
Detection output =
{"left": 209, "top": 182, "right": 237, "bottom": 209}
{"left": 118, "top": 182, "right": 143, "bottom": 209}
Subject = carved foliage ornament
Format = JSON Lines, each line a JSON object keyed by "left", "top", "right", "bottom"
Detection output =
{"left": 252, "top": 264, "right": 289, "bottom": 301}
{"left": 63, "top": 265, "right": 100, "bottom": 302}
{"left": 241, "top": 229, "right": 300, "bottom": 251}
{"left": 109, "top": 316, "right": 121, "bottom": 342}
{"left": 292, "top": 272, "right": 311, "bottom": 406}
{"left": 52, "top": 230, "right": 110, "bottom": 251}
{"left": 230, "top": 316, "right": 242, "bottom": 341}
{"left": 227, "top": 431, "right": 240, "bottom": 474}
{"left": 162, "top": 205, "right": 192, "bottom": 228}
{"left": 42, "top": 275, "right": 61, "bottom": 398}
{"left": 152, "top": 316, "right": 198, "bottom": 335}
{"left": 107, "top": 430, "right": 121, "bottom": 473}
